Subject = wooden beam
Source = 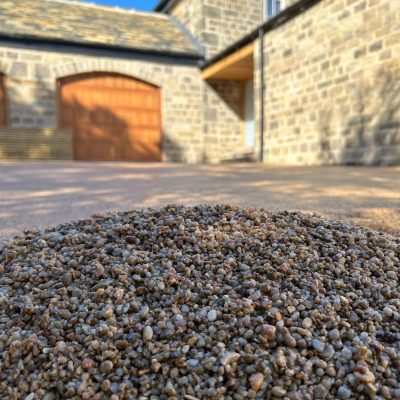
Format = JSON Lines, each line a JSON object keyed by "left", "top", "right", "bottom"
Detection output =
{"left": 207, "top": 67, "right": 254, "bottom": 81}
{"left": 202, "top": 43, "right": 254, "bottom": 80}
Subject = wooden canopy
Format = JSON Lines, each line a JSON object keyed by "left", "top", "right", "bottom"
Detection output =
{"left": 202, "top": 43, "right": 254, "bottom": 81}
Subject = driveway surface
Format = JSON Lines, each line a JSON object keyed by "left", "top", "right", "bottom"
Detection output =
{"left": 1, "top": 162, "right": 399, "bottom": 239}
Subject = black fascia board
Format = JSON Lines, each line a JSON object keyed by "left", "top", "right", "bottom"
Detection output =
{"left": 154, "top": 0, "right": 175, "bottom": 12}
{"left": 0, "top": 33, "right": 202, "bottom": 63}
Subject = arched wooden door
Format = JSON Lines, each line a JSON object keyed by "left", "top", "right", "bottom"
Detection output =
{"left": 0, "top": 74, "right": 7, "bottom": 126}
{"left": 58, "top": 72, "right": 162, "bottom": 161}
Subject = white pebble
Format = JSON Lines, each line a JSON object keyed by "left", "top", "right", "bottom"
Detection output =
{"left": 207, "top": 310, "right": 217, "bottom": 322}
{"left": 143, "top": 326, "right": 153, "bottom": 341}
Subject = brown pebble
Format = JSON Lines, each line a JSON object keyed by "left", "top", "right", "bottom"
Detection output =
{"left": 220, "top": 352, "right": 240, "bottom": 366}
{"left": 82, "top": 358, "right": 95, "bottom": 369}
{"left": 101, "top": 379, "right": 111, "bottom": 391}
{"left": 249, "top": 373, "right": 264, "bottom": 392}
{"left": 99, "top": 360, "right": 113, "bottom": 373}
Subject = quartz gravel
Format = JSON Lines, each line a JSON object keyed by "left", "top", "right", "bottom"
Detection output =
{"left": 0, "top": 205, "right": 399, "bottom": 399}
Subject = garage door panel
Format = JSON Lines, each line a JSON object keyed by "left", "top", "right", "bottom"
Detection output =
{"left": 75, "top": 142, "right": 160, "bottom": 162}
{"left": 76, "top": 127, "right": 133, "bottom": 144}
{"left": 59, "top": 72, "right": 161, "bottom": 161}
{"left": 123, "top": 142, "right": 161, "bottom": 161}
{"left": 111, "top": 110, "right": 155, "bottom": 127}
{"left": 103, "top": 92, "right": 156, "bottom": 109}
{"left": 66, "top": 91, "right": 159, "bottom": 111}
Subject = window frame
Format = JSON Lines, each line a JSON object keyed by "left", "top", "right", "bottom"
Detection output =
{"left": 264, "top": 0, "right": 284, "bottom": 20}
{"left": 0, "top": 73, "right": 9, "bottom": 127}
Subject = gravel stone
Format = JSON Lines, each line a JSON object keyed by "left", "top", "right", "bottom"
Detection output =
{"left": 328, "top": 329, "right": 340, "bottom": 340}
{"left": 314, "top": 384, "right": 329, "bottom": 399}
{"left": 0, "top": 205, "right": 399, "bottom": 399}
{"left": 302, "top": 318, "right": 313, "bottom": 329}
{"left": 99, "top": 360, "right": 113, "bottom": 373}
{"left": 220, "top": 352, "right": 240, "bottom": 366}
{"left": 143, "top": 326, "right": 153, "bottom": 341}
{"left": 207, "top": 309, "right": 217, "bottom": 322}
{"left": 312, "top": 339, "right": 326, "bottom": 352}
{"left": 271, "top": 386, "right": 287, "bottom": 397}
{"left": 337, "top": 386, "right": 352, "bottom": 399}
{"left": 249, "top": 373, "right": 264, "bottom": 392}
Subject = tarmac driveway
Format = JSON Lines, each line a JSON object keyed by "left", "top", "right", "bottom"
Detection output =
{"left": 1, "top": 162, "right": 399, "bottom": 239}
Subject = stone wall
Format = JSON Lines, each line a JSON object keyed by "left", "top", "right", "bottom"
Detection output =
{"left": 0, "top": 42, "right": 251, "bottom": 163}
{"left": 203, "top": 80, "right": 247, "bottom": 162}
{"left": 170, "top": 0, "right": 263, "bottom": 59}
{"left": 260, "top": 0, "right": 400, "bottom": 165}
{"left": 201, "top": 0, "right": 262, "bottom": 58}
{"left": 169, "top": 0, "right": 262, "bottom": 162}
{"left": 0, "top": 43, "right": 205, "bottom": 163}
{"left": 169, "top": 0, "right": 204, "bottom": 50}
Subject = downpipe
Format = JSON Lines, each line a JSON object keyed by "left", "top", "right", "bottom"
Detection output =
{"left": 258, "top": 27, "right": 265, "bottom": 163}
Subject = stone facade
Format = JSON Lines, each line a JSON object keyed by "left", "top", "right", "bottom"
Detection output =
{"left": 169, "top": 0, "right": 204, "bottom": 52}
{"left": 169, "top": 0, "right": 260, "bottom": 162}
{"left": 203, "top": 80, "right": 247, "bottom": 162}
{"left": 170, "top": 0, "right": 263, "bottom": 58}
{"left": 259, "top": 0, "right": 400, "bottom": 165}
{"left": 0, "top": 43, "right": 205, "bottom": 163}
{"left": 1, "top": 0, "right": 399, "bottom": 165}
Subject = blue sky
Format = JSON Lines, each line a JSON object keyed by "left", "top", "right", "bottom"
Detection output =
{"left": 80, "top": 0, "right": 159, "bottom": 11}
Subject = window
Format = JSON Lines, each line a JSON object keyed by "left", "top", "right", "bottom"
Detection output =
{"left": 0, "top": 74, "right": 7, "bottom": 126}
{"left": 265, "top": 0, "right": 282, "bottom": 19}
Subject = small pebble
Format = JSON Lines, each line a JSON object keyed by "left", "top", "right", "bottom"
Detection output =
{"left": 337, "top": 386, "right": 352, "bottom": 399}
{"left": 187, "top": 359, "right": 199, "bottom": 367}
{"left": 100, "top": 360, "right": 113, "bottom": 373}
{"left": 0, "top": 206, "right": 398, "bottom": 399}
{"left": 284, "top": 334, "right": 296, "bottom": 347}
{"left": 220, "top": 352, "right": 240, "bottom": 366}
{"left": 101, "top": 379, "right": 111, "bottom": 391}
{"left": 271, "top": 386, "right": 287, "bottom": 397}
{"left": 328, "top": 329, "right": 340, "bottom": 340}
{"left": 314, "top": 384, "right": 329, "bottom": 399}
{"left": 82, "top": 358, "right": 95, "bottom": 369}
{"left": 312, "top": 339, "right": 325, "bottom": 352}
{"left": 249, "top": 373, "right": 264, "bottom": 392}
{"left": 207, "top": 310, "right": 217, "bottom": 322}
{"left": 143, "top": 326, "right": 153, "bottom": 341}
{"left": 260, "top": 324, "right": 276, "bottom": 339}
{"left": 302, "top": 318, "right": 313, "bottom": 329}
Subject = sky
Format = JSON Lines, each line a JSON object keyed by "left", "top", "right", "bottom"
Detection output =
{"left": 79, "top": 0, "right": 159, "bottom": 11}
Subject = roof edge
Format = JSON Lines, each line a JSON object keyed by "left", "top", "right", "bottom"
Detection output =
{"left": 154, "top": 0, "right": 177, "bottom": 12}
{"left": 49, "top": 0, "right": 169, "bottom": 18}
{"left": 169, "top": 15, "right": 205, "bottom": 56}
{"left": 201, "top": 0, "right": 323, "bottom": 69}
{"left": 0, "top": 33, "right": 203, "bottom": 60}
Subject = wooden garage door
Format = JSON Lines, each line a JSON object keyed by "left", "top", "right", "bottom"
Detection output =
{"left": 58, "top": 72, "right": 161, "bottom": 161}
{"left": 0, "top": 74, "right": 7, "bottom": 126}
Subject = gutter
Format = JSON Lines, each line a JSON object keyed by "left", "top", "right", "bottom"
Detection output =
{"left": 154, "top": 0, "right": 177, "bottom": 12}
{"left": 258, "top": 28, "right": 265, "bottom": 163}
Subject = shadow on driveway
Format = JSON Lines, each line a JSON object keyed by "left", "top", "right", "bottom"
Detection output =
{"left": 1, "top": 162, "right": 399, "bottom": 238}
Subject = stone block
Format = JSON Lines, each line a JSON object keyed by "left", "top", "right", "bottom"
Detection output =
{"left": 9, "top": 62, "right": 28, "bottom": 78}
{"left": 203, "top": 5, "right": 221, "bottom": 19}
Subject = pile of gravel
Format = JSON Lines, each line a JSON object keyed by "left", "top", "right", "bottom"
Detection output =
{"left": 0, "top": 205, "right": 399, "bottom": 400}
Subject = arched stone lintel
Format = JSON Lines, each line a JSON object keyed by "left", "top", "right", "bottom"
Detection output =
{"left": 52, "top": 59, "right": 162, "bottom": 87}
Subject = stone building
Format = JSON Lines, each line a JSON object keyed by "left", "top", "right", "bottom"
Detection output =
{"left": 0, "top": 0, "right": 398, "bottom": 164}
